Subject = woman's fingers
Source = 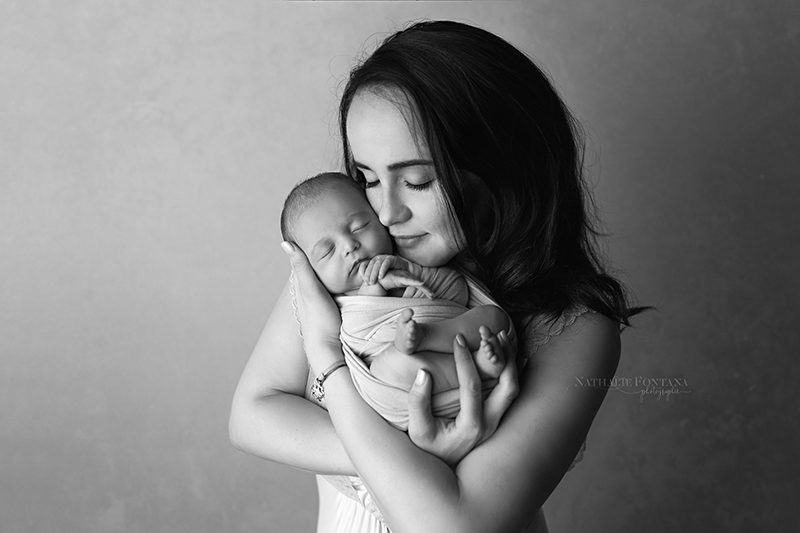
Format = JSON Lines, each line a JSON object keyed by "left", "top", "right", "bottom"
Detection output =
{"left": 407, "top": 369, "right": 436, "bottom": 443}
{"left": 281, "top": 241, "right": 316, "bottom": 287}
{"left": 281, "top": 240, "right": 342, "bottom": 351}
{"left": 452, "top": 334, "right": 484, "bottom": 440}
{"left": 482, "top": 330, "right": 519, "bottom": 426}
{"left": 407, "top": 329, "right": 519, "bottom": 466}
{"left": 283, "top": 241, "right": 331, "bottom": 306}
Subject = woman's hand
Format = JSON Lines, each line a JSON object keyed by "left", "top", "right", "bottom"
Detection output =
{"left": 406, "top": 330, "right": 519, "bottom": 467}
{"left": 281, "top": 241, "right": 344, "bottom": 372}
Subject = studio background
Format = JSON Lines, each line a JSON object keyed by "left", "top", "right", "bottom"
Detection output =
{"left": 2, "top": 1, "right": 797, "bottom": 532}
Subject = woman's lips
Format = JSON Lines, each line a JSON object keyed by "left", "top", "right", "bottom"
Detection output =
{"left": 392, "top": 234, "right": 427, "bottom": 247}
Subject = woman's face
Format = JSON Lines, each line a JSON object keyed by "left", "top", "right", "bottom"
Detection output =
{"left": 346, "top": 91, "right": 463, "bottom": 268}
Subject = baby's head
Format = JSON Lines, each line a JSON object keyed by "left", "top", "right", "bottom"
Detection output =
{"left": 281, "top": 172, "right": 393, "bottom": 295}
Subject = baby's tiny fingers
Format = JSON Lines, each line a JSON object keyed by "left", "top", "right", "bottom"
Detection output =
{"left": 365, "top": 259, "right": 382, "bottom": 284}
{"left": 369, "top": 258, "right": 385, "bottom": 284}
{"left": 378, "top": 258, "right": 394, "bottom": 279}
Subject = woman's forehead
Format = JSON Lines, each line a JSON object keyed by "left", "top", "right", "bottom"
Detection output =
{"left": 346, "top": 91, "right": 430, "bottom": 165}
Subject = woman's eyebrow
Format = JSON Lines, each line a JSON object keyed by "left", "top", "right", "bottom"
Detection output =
{"left": 354, "top": 159, "right": 433, "bottom": 171}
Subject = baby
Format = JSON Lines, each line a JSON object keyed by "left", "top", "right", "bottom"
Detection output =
{"left": 281, "top": 173, "right": 510, "bottom": 426}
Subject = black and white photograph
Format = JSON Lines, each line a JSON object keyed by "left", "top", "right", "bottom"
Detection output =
{"left": 2, "top": 1, "right": 797, "bottom": 532}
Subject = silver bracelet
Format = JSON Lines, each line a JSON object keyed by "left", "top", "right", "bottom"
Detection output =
{"left": 311, "top": 360, "right": 347, "bottom": 402}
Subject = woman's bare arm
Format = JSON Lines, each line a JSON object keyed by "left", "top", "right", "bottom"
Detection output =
{"left": 228, "top": 279, "right": 356, "bottom": 475}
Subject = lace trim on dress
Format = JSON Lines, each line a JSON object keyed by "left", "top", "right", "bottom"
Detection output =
{"left": 289, "top": 271, "right": 303, "bottom": 338}
{"left": 521, "top": 305, "right": 590, "bottom": 365}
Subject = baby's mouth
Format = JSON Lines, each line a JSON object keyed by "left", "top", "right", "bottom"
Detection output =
{"left": 350, "top": 258, "right": 368, "bottom": 275}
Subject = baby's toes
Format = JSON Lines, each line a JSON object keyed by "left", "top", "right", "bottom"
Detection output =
{"left": 394, "top": 309, "right": 418, "bottom": 354}
{"left": 475, "top": 329, "right": 505, "bottom": 379}
{"left": 405, "top": 322, "right": 418, "bottom": 345}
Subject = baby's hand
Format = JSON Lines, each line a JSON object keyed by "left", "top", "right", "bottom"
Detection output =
{"left": 379, "top": 270, "right": 434, "bottom": 298}
{"left": 361, "top": 254, "right": 423, "bottom": 285}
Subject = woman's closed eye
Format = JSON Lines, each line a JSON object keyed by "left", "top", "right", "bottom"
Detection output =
{"left": 401, "top": 168, "right": 435, "bottom": 191}
{"left": 405, "top": 180, "right": 432, "bottom": 191}
{"left": 356, "top": 166, "right": 434, "bottom": 191}
{"left": 354, "top": 169, "right": 377, "bottom": 189}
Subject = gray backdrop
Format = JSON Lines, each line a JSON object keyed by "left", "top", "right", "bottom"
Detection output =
{"left": 2, "top": 1, "right": 797, "bottom": 532}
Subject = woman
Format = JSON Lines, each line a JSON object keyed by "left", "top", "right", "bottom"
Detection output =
{"left": 230, "top": 20, "right": 641, "bottom": 532}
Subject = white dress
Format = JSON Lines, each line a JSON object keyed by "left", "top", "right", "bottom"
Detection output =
{"left": 304, "top": 306, "right": 590, "bottom": 533}
{"left": 315, "top": 476, "right": 550, "bottom": 533}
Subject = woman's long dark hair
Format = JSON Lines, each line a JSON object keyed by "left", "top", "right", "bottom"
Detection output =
{"left": 340, "top": 20, "right": 646, "bottom": 331}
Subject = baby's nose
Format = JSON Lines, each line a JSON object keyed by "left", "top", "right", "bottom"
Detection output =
{"left": 342, "top": 237, "right": 360, "bottom": 254}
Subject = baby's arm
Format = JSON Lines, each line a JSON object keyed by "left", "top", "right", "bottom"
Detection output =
{"left": 358, "top": 255, "right": 433, "bottom": 298}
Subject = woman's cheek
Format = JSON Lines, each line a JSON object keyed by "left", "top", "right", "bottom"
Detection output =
{"left": 365, "top": 189, "right": 381, "bottom": 221}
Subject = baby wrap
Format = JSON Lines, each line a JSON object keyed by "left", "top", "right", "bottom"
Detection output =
{"left": 335, "top": 269, "right": 515, "bottom": 430}
{"left": 310, "top": 300, "right": 588, "bottom": 527}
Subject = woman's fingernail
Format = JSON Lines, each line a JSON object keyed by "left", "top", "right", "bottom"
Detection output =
{"left": 456, "top": 334, "right": 466, "bottom": 347}
{"left": 281, "top": 241, "right": 295, "bottom": 254}
{"left": 498, "top": 330, "right": 508, "bottom": 343}
{"left": 415, "top": 369, "right": 427, "bottom": 385}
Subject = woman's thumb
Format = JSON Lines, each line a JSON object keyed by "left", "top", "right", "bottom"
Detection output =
{"left": 407, "top": 369, "right": 435, "bottom": 442}
{"left": 282, "top": 241, "right": 310, "bottom": 273}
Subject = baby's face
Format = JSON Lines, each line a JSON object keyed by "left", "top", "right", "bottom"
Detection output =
{"left": 293, "top": 186, "right": 393, "bottom": 295}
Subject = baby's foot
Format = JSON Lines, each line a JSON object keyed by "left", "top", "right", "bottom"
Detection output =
{"left": 474, "top": 326, "right": 505, "bottom": 380}
{"left": 394, "top": 309, "right": 427, "bottom": 354}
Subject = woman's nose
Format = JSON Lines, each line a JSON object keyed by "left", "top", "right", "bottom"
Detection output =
{"left": 378, "top": 187, "right": 409, "bottom": 227}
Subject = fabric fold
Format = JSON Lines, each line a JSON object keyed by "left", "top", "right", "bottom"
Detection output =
{"left": 337, "top": 273, "right": 514, "bottom": 430}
